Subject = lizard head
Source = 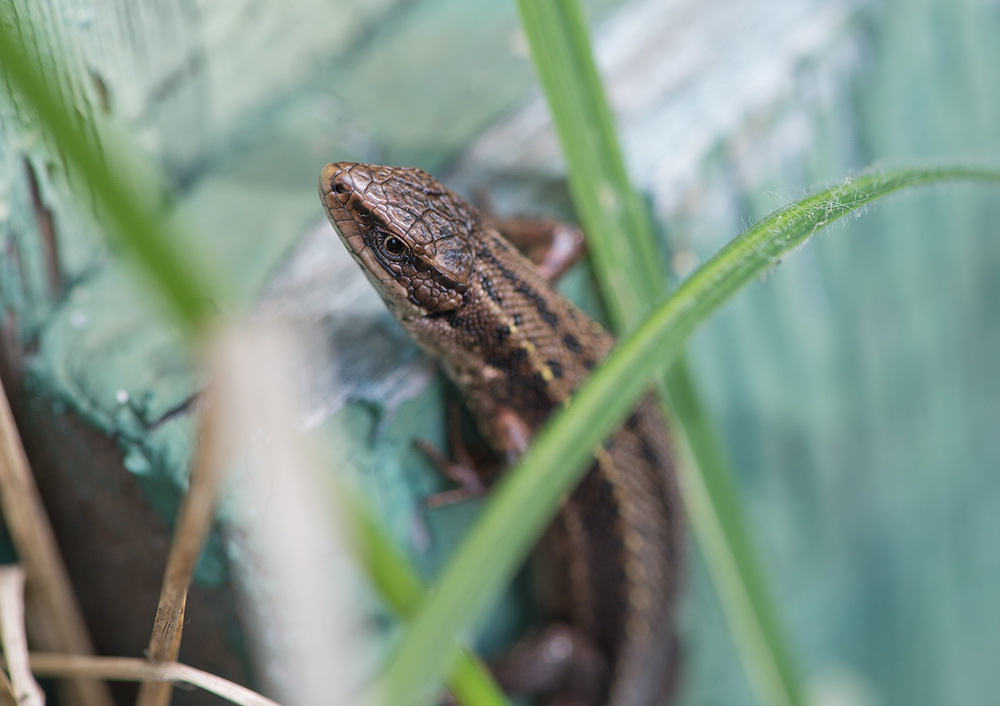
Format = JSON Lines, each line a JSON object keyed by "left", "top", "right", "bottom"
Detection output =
{"left": 319, "top": 162, "right": 477, "bottom": 321}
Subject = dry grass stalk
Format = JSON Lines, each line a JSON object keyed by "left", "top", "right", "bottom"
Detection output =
{"left": 0, "top": 376, "right": 114, "bottom": 706}
{"left": 0, "top": 566, "right": 45, "bottom": 706}
{"left": 0, "top": 663, "right": 18, "bottom": 706}
{"left": 218, "top": 325, "right": 368, "bottom": 706}
{"left": 136, "top": 336, "right": 239, "bottom": 706}
{"left": 30, "top": 653, "right": 283, "bottom": 706}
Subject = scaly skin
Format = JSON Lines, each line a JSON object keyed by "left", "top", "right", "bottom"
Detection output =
{"left": 320, "top": 162, "right": 683, "bottom": 706}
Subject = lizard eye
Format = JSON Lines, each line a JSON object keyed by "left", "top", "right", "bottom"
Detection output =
{"left": 382, "top": 235, "right": 408, "bottom": 258}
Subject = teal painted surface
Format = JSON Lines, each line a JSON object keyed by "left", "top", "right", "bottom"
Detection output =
{"left": 1, "top": 0, "right": 998, "bottom": 703}
{"left": 2, "top": 0, "right": 626, "bottom": 671}
{"left": 669, "top": 1, "right": 1000, "bottom": 705}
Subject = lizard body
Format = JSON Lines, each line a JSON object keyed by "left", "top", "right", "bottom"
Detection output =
{"left": 319, "top": 162, "right": 683, "bottom": 706}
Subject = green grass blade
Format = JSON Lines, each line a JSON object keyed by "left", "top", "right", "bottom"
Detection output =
{"left": 659, "top": 365, "right": 802, "bottom": 706}
{"left": 0, "top": 8, "right": 221, "bottom": 334}
{"left": 513, "top": 3, "right": 808, "bottom": 705}
{"left": 648, "top": 168, "right": 1000, "bottom": 641}
{"left": 373, "top": 166, "right": 1000, "bottom": 706}
{"left": 345, "top": 495, "right": 510, "bottom": 706}
{"left": 515, "top": 0, "right": 663, "bottom": 330}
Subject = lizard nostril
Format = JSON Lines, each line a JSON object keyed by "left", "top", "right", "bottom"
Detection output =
{"left": 333, "top": 181, "right": 348, "bottom": 195}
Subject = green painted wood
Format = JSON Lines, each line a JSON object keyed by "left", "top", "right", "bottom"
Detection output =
{"left": 1, "top": 0, "right": 998, "bottom": 704}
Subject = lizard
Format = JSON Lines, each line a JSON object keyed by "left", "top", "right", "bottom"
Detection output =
{"left": 319, "top": 161, "right": 684, "bottom": 706}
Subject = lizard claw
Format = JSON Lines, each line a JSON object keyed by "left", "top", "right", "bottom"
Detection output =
{"left": 414, "top": 438, "right": 486, "bottom": 507}
{"left": 415, "top": 400, "right": 489, "bottom": 508}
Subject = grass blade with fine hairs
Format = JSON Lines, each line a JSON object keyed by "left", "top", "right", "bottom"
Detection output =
{"left": 373, "top": 166, "right": 1000, "bottom": 706}
{"left": 513, "top": 2, "right": 806, "bottom": 705}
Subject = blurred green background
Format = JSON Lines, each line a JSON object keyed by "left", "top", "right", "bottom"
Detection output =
{"left": 0, "top": 0, "right": 997, "bottom": 705}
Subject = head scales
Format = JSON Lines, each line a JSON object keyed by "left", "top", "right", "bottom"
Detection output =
{"left": 320, "top": 162, "right": 478, "bottom": 321}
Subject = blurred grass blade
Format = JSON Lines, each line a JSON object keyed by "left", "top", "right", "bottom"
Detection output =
{"left": 0, "top": 7, "right": 221, "bottom": 334}
{"left": 1, "top": 9, "right": 502, "bottom": 706}
{"left": 515, "top": 0, "right": 663, "bottom": 331}
{"left": 661, "top": 366, "right": 802, "bottom": 706}
{"left": 513, "top": 2, "right": 807, "bottom": 705}
{"left": 345, "top": 496, "right": 510, "bottom": 706}
{"left": 374, "top": 166, "right": 1000, "bottom": 706}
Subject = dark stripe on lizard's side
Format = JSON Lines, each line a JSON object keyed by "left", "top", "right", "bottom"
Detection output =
{"left": 481, "top": 273, "right": 504, "bottom": 305}
{"left": 478, "top": 243, "right": 561, "bottom": 329}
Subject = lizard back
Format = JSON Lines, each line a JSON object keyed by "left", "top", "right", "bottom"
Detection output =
{"left": 320, "top": 161, "right": 683, "bottom": 706}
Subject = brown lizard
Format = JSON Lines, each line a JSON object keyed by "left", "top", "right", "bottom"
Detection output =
{"left": 319, "top": 162, "right": 683, "bottom": 706}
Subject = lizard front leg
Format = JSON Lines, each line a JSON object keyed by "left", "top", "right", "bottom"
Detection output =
{"left": 418, "top": 401, "right": 533, "bottom": 507}
{"left": 487, "top": 214, "right": 586, "bottom": 281}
